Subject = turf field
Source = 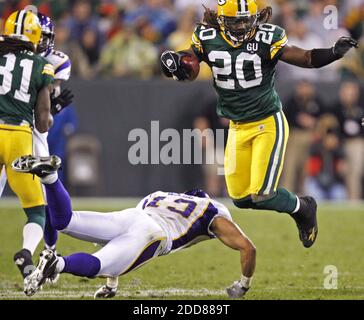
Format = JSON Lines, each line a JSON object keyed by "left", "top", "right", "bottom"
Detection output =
{"left": 0, "top": 199, "right": 364, "bottom": 300}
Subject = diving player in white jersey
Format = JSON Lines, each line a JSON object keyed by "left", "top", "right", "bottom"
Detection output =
{"left": 12, "top": 155, "right": 257, "bottom": 299}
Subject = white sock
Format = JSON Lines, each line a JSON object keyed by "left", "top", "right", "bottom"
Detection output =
{"left": 41, "top": 172, "right": 58, "bottom": 185}
{"left": 56, "top": 257, "right": 65, "bottom": 273}
{"left": 107, "top": 277, "right": 119, "bottom": 289}
{"left": 22, "top": 223, "right": 43, "bottom": 255}
{"left": 240, "top": 275, "right": 253, "bottom": 289}
{"left": 291, "top": 196, "right": 301, "bottom": 214}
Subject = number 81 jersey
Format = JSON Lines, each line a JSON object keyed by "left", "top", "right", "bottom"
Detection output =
{"left": 0, "top": 51, "right": 54, "bottom": 125}
{"left": 137, "top": 191, "right": 232, "bottom": 253}
{"left": 191, "top": 23, "right": 288, "bottom": 122}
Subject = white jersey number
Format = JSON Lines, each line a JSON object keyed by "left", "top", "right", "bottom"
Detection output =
{"left": 208, "top": 51, "right": 263, "bottom": 90}
{"left": 0, "top": 53, "right": 33, "bottom": 103}
{"left": 146, "top": 196, "right": 197, "bottom": 219}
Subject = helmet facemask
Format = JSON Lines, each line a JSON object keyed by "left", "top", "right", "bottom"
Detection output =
{"left": 218, "top": 14, "right": 258, "bottom": 43}
{"left": 37, "top": 31, "right": 55, "bottom": 55}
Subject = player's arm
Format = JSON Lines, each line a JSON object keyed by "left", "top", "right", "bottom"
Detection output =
{"left": 50, "top": 54, "right": 74, "bottom": 116}
{"left": 34, "top": 84, "right": 53, "bottom": 133}
{"left": 280, "top": 37, "right": 358, "bottom": 68}
{"left": 210, "top": 217, "right": 256, "bottom": 298}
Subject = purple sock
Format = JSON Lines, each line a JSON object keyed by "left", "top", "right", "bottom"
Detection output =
{"left": 63, "top": 253, "right": 101, "bottom": 277}
{"left": 45, "top": 179, "right": 73, "bottom": 230}
{"left": 44, "top": 206, "right": 58, "bottom": 247}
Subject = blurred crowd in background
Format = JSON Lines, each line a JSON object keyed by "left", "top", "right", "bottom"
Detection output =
{"left": 1, "top": 0, "right": 363, "bottom": 80}
{"left": 0, "top": 0, "right": 364, "bottom": 200}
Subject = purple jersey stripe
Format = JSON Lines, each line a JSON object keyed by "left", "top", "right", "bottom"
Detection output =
{"left": 55, "top": 59, "right": 71, "bottom": 74}
{"left": 142, "top": 198, "right": 148, "bottom": 209}
{"left": 171, "top": 203, "right": 218, "bottom": 251}
{"left": 122, "top": 240, "right": 161, "bottom": 274}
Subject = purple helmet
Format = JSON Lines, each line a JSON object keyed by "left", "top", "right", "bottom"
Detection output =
{"left": 37, "top": 13, "right": 55, "bottom": 55}
{"left": 184, "top": 189, "right": 210, "bottom": 199}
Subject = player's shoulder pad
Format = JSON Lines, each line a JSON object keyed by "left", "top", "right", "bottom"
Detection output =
{"left": 191, "top": 25, "right": 204, "bottom": 51}
{"left": 192, "top": 24, "right": 218, "bottom": 42}
{"left": 270, "top": 24, "right": 287, "bottom": 44}
{"left": 52, "top": 49, "right": 70, "bottom": 61}
{"left": 258, "top": 24, "right": 288, "bottom": 59}
{"left": 50, "top": 50, "right": 71, "bottom": 69}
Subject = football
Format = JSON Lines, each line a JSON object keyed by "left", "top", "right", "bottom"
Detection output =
{"left": 181, "top": 54, "right": 200, "bottom": 81}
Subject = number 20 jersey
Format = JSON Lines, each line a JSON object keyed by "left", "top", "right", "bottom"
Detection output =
{"left": 191, "top": 23, "right": 288, "bottom": 122}
{"left": 136, "top": 191, "right": 232, "bottom": 253}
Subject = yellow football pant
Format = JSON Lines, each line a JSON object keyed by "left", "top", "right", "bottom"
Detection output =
{"left": 0, "top": 124, "right": 45, "bottom": 208}
{"left": 224, "top": 111, "right": 289, "bottom": 200}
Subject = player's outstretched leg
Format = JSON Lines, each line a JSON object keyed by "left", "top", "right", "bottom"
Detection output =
{"left": 24, "top": 249, "right": 101, "bottom": 296}
{"left": 12, "top": 155, "right": 73, "bottom": 231}
{"left": 234, "top": 189, "right": 318, "bottom": 248}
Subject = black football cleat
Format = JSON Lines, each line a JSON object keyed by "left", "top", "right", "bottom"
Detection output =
{"left": 12, "top": 155, "right": 61, "bottom": 178}
{"left": 24, "top": 249, "right": 59, "bottom": 297}
{"left": 44, "top": 247, "right": 61, "bottom": 285}
{"left": 291, "top": 196, "right": 318, "bottom": 248}
{"left": 14, "top": 249, "right": 34, "bottom": 279}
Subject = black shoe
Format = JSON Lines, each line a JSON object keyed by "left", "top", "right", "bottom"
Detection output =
{"left": 12, "top": 155, "right": 61, "bottom": 178}
{"left": 24, "top": 249, "right": 59, "bottom": 296}
{"left": 13, "top": 249, "right": 34, "bottom": 279}
{"left": 291, "top": 196, "right": 318, "bottom": 248}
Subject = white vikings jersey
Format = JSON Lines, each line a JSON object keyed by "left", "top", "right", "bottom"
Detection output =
{"left": 44, "top": 49, "right": 71, "bottom": 81}
{"left": 137, "top": 191, "right": 232, "bottom": 253}
{"left": 33, "top": 49, "right": 72, "bottom": 157}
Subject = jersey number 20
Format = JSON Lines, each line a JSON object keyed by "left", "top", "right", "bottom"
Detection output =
{"left": 0, "top": 53, "right": 33, "bottom": 103}
{"left": 208, "top": 51, "right": 262, "bottom": 90}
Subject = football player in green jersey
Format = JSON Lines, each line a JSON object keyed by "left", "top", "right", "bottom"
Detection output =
{"left": 161, "top": 0, "right": 358, "bottom": 248}
{"left": 0, "top": 9, "right": 54, "bottom": 279}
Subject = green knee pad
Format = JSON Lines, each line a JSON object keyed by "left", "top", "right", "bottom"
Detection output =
{"left": 253, "top": 188, "right": 297, "bottom": 214}
{"left": 24, "top": 205, "right": 45, "bottom": 229}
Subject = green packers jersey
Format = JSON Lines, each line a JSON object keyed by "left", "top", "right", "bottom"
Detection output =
{"left": 191, "top": 23, "right": 288, "bottom": 122}
{"left": 0, "top": 50, "right": 54, "bottom": 125}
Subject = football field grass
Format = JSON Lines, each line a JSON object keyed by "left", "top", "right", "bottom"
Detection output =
{"left": 0, "top": 199, "right": 364, "bottom": 300}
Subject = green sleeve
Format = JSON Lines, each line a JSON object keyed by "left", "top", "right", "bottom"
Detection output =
{"left": 191, "top": 26, "right": 204, "bottom": 61}
{"left": 270, "top": 25, "right": 288, "bottom": 60}
{"left": 40, "top": 62, "right": 55, "bottom": 88}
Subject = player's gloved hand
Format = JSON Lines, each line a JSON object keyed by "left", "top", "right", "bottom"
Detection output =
{"left": 226, "top": 280, "right": 250, "bottom": 299}
{"left": 160, "top": 50, "right": 190, "bottom": 81}
{"left": 94, "top": 285, "right": 117, "bottom": 299}
{"left": 51, "top": 88, "right": 74, "bottom": 116}
{"left": 333, "top": 37, "right": 359, "bottom": 57}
